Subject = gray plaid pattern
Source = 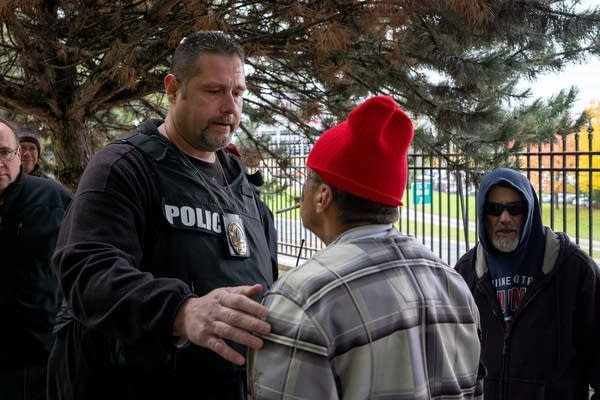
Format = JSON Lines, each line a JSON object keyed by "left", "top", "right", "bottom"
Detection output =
{"left": 248, "top": 225, "right": 483, "bottom": 399}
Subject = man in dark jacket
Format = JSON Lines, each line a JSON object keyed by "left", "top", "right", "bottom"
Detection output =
{"left": 0, "top": 119, "right": 72, "bottom": 400}
{"left": 47, "top": 31, "right": 275, "bottom": 400}
{"left": 455, "top": 168, "right": 600, "bottom": 400}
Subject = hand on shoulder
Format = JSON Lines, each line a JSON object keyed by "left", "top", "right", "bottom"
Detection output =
{"left": 173, "top": 283, "right": 270, "bottom": 365}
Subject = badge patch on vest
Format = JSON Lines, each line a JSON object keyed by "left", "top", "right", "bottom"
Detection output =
{"left": 223, "top": 212, "right": 249, "bottom": 258}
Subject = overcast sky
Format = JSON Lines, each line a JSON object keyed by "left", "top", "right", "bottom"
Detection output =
{"left": 522, "top": 56, "right": 600, "bottom": 115}
{"left": 523, "top": 0, "right": 600, "bottom": 115}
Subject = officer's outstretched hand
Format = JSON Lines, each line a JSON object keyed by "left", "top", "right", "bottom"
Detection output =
{"left": 173, "top": 284, "right": 270, "bottom": 366}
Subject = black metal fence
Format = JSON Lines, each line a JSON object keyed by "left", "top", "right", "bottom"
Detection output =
{"left": 258, "top": 131, "right": 600, "bottom": 267}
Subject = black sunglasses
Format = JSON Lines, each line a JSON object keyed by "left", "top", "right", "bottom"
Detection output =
{"left": 484, "top": 201, "right": 526, "bottom": 216}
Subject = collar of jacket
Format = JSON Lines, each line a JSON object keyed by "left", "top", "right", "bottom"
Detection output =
{"left": 0, "top": 169, "right": 24, "bottom": 210}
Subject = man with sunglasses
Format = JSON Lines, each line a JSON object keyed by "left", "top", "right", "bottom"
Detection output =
{"left": 0, "top": 119, "right": 72, "bottom": 400}
{"left": 455, "top": 167, "right": 600, "bottom": 400}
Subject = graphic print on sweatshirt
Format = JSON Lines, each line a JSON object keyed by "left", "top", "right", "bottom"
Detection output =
{"left": 492, "top": 273, "right": 534, "bottom": 326}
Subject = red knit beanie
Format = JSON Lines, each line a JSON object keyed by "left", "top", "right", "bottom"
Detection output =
{"left": 306, "top": 96, "right": 414, "bottom": 206}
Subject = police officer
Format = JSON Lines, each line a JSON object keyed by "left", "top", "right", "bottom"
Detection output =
{"left": 47, "top": 31, "right": 276, "bottom": 400}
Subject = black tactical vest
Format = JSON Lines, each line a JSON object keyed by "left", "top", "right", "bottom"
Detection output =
{"left": 119, "top": 133, "right": 274, "bottom": 380}
{"left": 123, "top": 133, "right": 274, "bottom": 297}
{"left": 49, "top": 133, "right": 275, "bottom": 399}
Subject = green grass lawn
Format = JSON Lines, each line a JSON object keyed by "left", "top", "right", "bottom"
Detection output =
{"left": 401, "top": 190, "right": 600, "bottom": 244}
{"left": 265, "top": 186, "right": 600, "bottom": 247}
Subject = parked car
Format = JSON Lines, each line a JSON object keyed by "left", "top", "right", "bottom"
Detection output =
{"left": 571, "top": 195, "right": 593, "bottom": 207}
{"left": 556, "top": 193, "right": 576, "bottom": 204}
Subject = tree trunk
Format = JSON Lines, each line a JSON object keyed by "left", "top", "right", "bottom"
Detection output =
{"left": 49, "top": 119, "right": 93, "bottom": 191}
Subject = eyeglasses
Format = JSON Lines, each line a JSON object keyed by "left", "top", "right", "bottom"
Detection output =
{"left": 484, "top": 201, "right": 526, "bottom": 216}
{"left": 0, "top": 146, "right": 19, "bottom": 162}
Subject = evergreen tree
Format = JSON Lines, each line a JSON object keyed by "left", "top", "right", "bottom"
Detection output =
{"left": 0, "top": 1, "right": 598, "bottom": 188}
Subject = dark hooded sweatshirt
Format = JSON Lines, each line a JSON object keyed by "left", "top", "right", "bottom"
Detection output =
{"left": 455, "top": 168, "right": 600, "bottom": 400}
{"left": 478, "top": 168, "right": 545, "bottom": 325}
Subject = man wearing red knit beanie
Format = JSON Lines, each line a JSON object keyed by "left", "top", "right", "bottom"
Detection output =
{"left": 249, "top": 96, "right": 484, "bottom": 399}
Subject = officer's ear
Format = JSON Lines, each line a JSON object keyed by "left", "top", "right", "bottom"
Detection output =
{"left": 164, "top": 74, "right": 179, "bottom": 104}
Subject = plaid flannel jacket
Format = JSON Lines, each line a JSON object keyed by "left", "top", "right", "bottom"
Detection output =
{"left": 248, "top": 225, "right": 483, "bottom": 400}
